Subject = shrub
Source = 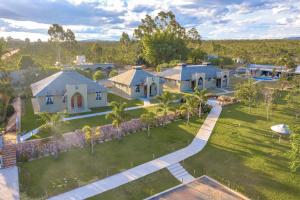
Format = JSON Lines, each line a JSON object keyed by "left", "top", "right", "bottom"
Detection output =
{"left": 93, "top": 70, "right": 104, "bottom": 81}
{"left": 202, "top": 104, "right": 211, "bottom": 114}
{"left": 109, "top": 69, "right": 118, "bottom": 78}
{"left": 17, "top": 153, "right": 29, "bottom": 163}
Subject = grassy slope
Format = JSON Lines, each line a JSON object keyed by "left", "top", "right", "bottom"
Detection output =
{"left": 182, "top": 97, "right": 300, "bottom": 200}
{"left": 88, "top": 169, "right": 179, "bottom": 200}
{"left": 19, "top": 117, "right": 203, "bottom": 199}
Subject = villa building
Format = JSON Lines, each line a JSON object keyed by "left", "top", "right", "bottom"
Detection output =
{"left": 247, "top": 64, "right": 290, "bottom": 78}
{"left": 159, "top": 63, "right": 230, "bottom": 92}
{"left": 30, "top": 70, "right": 107, "bottom": 114}
{"left": 109, "top": 66, "right": 163, "bottom": 99}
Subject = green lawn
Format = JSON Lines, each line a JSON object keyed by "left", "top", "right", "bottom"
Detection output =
{"left": 19, "top": 117, "right": 203, "bottom": 199}
{"left": 21, "top": 98, "right": 43, "bottom": 132}
{"left": 65, "top": 93, "right": 143, "bottom": 117}
{"left": 182, "top": 97, "right": 300, "bottom": 199}
{"left": 88, "top": 169, "right": 179, "bottom": 200}
{"left": 21, "top": 93, "right": 143, "bottom": 133}
{"left": 31, "top": 102, "right": 180, "bottom": 139}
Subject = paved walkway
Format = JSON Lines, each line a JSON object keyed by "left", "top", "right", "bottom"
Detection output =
{"left": 49, "top": 101, "right": 222, "bottom": 200}
{"left": 0, "top": 166, "right": 20, "bottom": 200}
{"left": 167, "top": 163, "right": 195, "bottom": 184}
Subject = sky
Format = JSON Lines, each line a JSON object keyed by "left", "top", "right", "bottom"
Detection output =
{"left": 0, "top": 0, "right": 299, "bottom": 41}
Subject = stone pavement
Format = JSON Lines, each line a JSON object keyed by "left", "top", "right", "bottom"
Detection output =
{"left": 0, "top": 166, "right": 20, "bottom": 200}
{"left": 49, "top": 101, "right": 222, "bottom": 200}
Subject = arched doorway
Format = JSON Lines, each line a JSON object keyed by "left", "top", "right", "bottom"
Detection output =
{"left": 198, "top": 77, "right": 203, "bottom": 90}
{"left": 71, "top": 92, "right": 83, "bottom": 109}
{"left": 149, "top": 83, "right": 157, "bottom": 97}
{"left": 223, "top": 75, "right": 228, "bottom": 88}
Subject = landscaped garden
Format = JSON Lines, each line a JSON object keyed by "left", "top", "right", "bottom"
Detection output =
{"left": 19, "top": 117, "right": 203, "bottom": 199}
{"left": 20, "top": 92, "right": 143, "bottom": 134}
{"left": 182, "top": 95, "right": 300, "bottom": 200}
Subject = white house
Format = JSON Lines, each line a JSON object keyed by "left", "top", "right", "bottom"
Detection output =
{"left": 31, "top": 69, "right": 107, "bottom": 114}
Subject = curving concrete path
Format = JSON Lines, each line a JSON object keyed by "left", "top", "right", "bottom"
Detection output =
{"left": 49, "top": 101, "right": 222, "bottom": 200}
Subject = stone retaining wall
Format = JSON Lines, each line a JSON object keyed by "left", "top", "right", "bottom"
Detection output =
{"left": 16, "top": 113, "right": 181, "bottom": 162}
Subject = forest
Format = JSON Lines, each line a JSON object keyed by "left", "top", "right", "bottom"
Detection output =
{"left": 0, "top": 11, "right": 299, "bottom": 72}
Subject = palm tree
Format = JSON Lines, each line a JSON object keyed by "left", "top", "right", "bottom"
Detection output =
{"left": 82, "top": 125, "right": 98, "bottom": 154}
{"left": 38, "top": 112, "right": 63, "bottom": 158}
{"left": 106, "top": 101, "right": 127, "bottom": 139}
{"left": 180, "top": 95, "right": 197, "bottom": 124}
{"left": 156, "top": 91, "right": 173, "bottom": 126}
{"left": 141, "top": 111, "right": 156, "bottom": 137}
{"left": 193, "top": 89, "right": 208, "bottom": 117}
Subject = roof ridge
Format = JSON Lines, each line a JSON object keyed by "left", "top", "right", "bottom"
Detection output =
{"left": 31, "top": 71, "right": 63, "bottom": 96}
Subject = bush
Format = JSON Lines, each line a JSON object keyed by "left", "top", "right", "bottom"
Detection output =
{"left": 109, "top": 69, "right": 118, "bottom": 78}
{"left": 17, "top": 153, "right": 29, "bottom": 163}
{"left": 6, "top": 104, "right": 15, "bottom": 118}
{"left": 93, "top": 70, "right": 104, "bottom": 81}
{"left": 202, "top": 104, "right": 211, "bottom": 114}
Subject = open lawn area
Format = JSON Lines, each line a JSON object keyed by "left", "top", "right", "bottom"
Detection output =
{"left": 20, "top": 93, "right": 143, "bottom": 133}
{"left": 30, "top": 102, "right": 181, "bottom": 139}
{"left": 88, "top": 169, "right": 179, "bottom": 200}
{"left": 65, "top": 93, "right": 144, "bottom": 117}
{"left": 182, "top": 97, "right": 300, "bottom": 200}
{"left": 19, "top": 117, "right": 203, "bottom": 199}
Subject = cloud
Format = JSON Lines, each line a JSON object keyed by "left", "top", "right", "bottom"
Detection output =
{"left": 0, "top": 0, "right": 299, "bottom": 41}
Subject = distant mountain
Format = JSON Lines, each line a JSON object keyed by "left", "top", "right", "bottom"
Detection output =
{"left": 284, "top": 36, "right": 300, "bottom": 40}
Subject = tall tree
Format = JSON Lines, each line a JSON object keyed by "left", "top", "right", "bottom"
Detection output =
{"left": 187, "top": 28, "right": 201, "bottom": 47}
{"left": 82, "top": 125, "right": 99, "bottom": 154}
{"left": 180, "top": 95, "right": 197, "bottom": 124}
{"left": 235, "top": 80, "right": 258, "bottom": 112}
{"left": 156, "top": 91, "right": 173, "bottom": 126}
{"left": 140, "top": 111, "right": 156, "bottom": 137}
{"left": 90, "top": 43, "right": 103, "bottom": 63}
{"left": 134, "top": 11, "right": 194, "bottom": 65}
{"left": 194, "top": 89, "right": 208, "bottom": 117}
{"left": 262, "top": 88, "right": 274, "bottom": 120}
{"left": 120, "top": 32, "right": 130, "bottom": 64}
{"left": 287, "top": 126, "right": 300, "bottom": 173}
{"left": 38, "top": 112, "right": 63, "bottom": 158}
{"left": 105, "top": 101, "right": 127, "bottom": 139}
{"left": 48, "top": 24, "right": 76, "bottom": 64}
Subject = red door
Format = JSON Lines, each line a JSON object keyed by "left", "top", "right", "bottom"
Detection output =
{"left": 77, "top": 95, "right": 82, "bottom": 108}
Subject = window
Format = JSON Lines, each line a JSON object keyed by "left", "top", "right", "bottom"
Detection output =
{"left": 46, "top": 96, "right": 54, "bottom": 105}
{"left": 96, "top": 92, "right": 101, "bottom": 100}
{"left": 135, "top": 85, "right": 140, "bottom": 93}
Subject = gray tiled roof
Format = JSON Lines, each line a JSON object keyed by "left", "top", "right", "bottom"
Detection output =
{"left": 109, "top": 66, "right": 160, "bottom": 86}
{"left": 31, "top": 70, "right": 107, "bottom": 97}
{"left": 159, "top": 65, "right": 221, "bottom": 81}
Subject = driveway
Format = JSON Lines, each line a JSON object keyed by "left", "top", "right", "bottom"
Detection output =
{"left": 0, "top": 166, "right": 20, "bottom": 200}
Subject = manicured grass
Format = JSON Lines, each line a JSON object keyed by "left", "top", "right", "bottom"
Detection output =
{"left": 182, "top": 97, "right": 300, "bottom": 199}
{"left": 21, "top": 93, "right": 143, "bottom": 133}
{"left": 19, "top": 117, "right": 203, "bottom": 199}
{"left": 31, "top": 103, "right": 181, "bottom": 139}
{"left": 88, "top": 169, "right": 179, "bottom": 200}
{"left": 65, "top": 93, "right": 143, "bottom": 117}
{"left": 21, "top": 98, "right": 43, "bottom": 133}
